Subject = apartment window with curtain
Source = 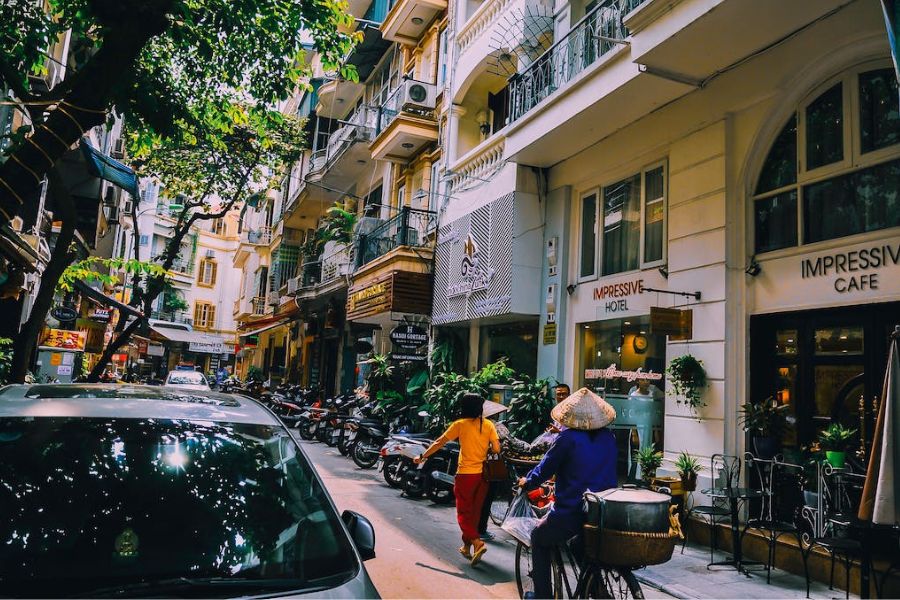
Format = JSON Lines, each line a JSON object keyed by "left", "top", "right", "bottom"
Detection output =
{"left": 437, "top": 29, "right": 449, "bottom": 90}
{"left": 193, "top": 301, "right": 216, "bottom": 330}
{"left": 212, "top": 218, "right": 225, "bottom": 235}
{"left": 578, "top": 162, "right": 667, "bottom": 278}
{"left": 198, "top": 258, "right": 217, "bottom": 287}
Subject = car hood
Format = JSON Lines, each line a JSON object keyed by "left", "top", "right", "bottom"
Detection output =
{"left": 274, "top": 566, "right": 379, "bottom": 599}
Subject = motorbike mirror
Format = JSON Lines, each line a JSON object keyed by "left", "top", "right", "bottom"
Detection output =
{"left": 341, "top": 510, "right": 376, "bottom": 561}
{"left": 417, "top": 410, "right": 430, "bottom": 418}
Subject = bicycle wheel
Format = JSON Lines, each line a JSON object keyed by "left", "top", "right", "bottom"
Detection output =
{"left": 515, "top": 542, "right": 562, "bottom": 599}
{"left": 489, "top": 496, "right": 511, "bottom": 527}
{"left": 578, "top": 566, "right": 643, "bottom": 599}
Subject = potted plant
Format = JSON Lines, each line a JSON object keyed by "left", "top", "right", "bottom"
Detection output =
{"left": 673, "top": 451, "right": 704, "bottom": 492}
{"left": 818, "top": 423, "right": 856, "bottom": 468}
{"left": 666, "top": 355, "right": 707, "bottom": 414}
{"left": 739, "top": 397, "right": 790, "bottom": 459}
{"left": 634, "top": 444, "right": 664, "bottom": 484}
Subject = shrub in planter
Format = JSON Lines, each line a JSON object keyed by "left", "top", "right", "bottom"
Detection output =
{"left": 673, "top": 451, "right": 704, "bottom": 491}
{"left": 739, "top": 397, "right": 789, "bottom": 458}
{"left": 818, "top": 423, "right": 856, "bottom": 468}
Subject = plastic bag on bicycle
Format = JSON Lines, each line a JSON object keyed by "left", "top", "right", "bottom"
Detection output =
{"left": 500, "top": 492, "right": 541, "bottom": 546}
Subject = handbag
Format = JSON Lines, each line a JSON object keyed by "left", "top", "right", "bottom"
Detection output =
{"left": 482, "top": 447, "right": 507, "bottom": 482}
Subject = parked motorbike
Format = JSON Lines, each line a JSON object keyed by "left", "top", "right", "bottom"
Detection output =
{"left": 351, "top": 404, "right": 416, "bottom": 469}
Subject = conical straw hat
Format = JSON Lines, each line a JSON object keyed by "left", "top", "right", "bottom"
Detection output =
{"left": 482, "top": 399, "right": 508, "bottom": 419}
{"left": 550, "top": 387, "right": 616, "bottom": 430}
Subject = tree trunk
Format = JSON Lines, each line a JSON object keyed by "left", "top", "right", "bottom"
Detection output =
{"left": 0, "top": 9, "right": 171, "bottom": 222}
{"left": 9, "top": 171, "right": 78, "bottom": 382}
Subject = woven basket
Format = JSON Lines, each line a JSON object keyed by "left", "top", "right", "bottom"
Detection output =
{"left": 583, "top": 524, "right": 679, "bottom": 567}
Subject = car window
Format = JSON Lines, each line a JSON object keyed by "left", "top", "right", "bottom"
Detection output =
{"left": 166, "top": 372, "right": 206, "bottom": 385}
{"left": 0, "top": 418, "right": 358, "bottom": 597}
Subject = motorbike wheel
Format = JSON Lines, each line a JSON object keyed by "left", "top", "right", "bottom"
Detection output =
{"left": 352, "top": 436, "right": 380, "bottom": 469}
{"left": 337, "top": 432, "right": 352, "bottom": 456}
{"left": 324, "top": 425, "right": 338, "bottom": 447}
{"left": 382, "top": 457, "right": 405, "bottom": 488}
{"left": 297, "top": 420, "right": 315, "bottom": 441}
{"left": 316, "top": 423, "right": 329, "bottom": 443}
{"left": 401, "top": 466, "right": 426, "bottom": 499}
{"left": 424, "top": 457, "right": 454, "bottom": 505}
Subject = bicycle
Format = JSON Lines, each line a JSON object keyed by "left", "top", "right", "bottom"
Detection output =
{"left": 514, "top": 534, "right": 643, "bottom": 599}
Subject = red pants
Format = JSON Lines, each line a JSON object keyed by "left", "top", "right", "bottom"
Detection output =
{"left": 454, "top": 473, "right": 488, "bottom": 544}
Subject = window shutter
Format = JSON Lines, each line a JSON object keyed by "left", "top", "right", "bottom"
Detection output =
{"left": 210, "top": 261, "right": 217, "bottom": 286}
{"left": 193, "top": 302, "right": 202, "bottom": 325}
{"left": 208, "top": 305, "right": 216, "bottom": 329}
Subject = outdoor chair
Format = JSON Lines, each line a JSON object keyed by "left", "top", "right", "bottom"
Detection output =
{"left": 740, "top": 454, "right": 806, "bottom": 583}
{"left": 683, "top": 453, "right": 741, "bottom": 565}
{"left": 802, "top": 466, "right": 868, "bottom": 599}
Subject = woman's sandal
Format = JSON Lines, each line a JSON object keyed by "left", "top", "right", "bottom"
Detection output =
{"left": 458, "top": 545, "right": 472, "bottom": 559}
{"left": 470, "top": 542, "right": 487, "bottom": 566}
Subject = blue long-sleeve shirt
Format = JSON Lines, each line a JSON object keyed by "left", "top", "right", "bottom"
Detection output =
{"left": 525, "top": 428, "right": 617, "bottom": 526}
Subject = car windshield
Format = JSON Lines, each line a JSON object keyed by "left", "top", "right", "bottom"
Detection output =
{"left": 0, "top": 417, "right": 358, "bottom": 598}
{"left": 167, "top": 372, "right": 206, "bottom": 385}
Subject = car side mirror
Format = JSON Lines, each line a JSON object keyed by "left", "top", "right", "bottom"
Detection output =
{"left": 342, "top": 510, "right": 376, "bottom": 561}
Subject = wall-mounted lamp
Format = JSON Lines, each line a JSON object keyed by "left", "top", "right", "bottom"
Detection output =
{"left": 476, "top": 109, "right": 490, "bottom": 137}
{"left": 658, "top": 264, "right": 668, "bottom": 279}
{"left": 745, "top": 255, "right": 762, "bottom": 277}
{"left": 566, "top": 283, "right": 577, "bottom": 296}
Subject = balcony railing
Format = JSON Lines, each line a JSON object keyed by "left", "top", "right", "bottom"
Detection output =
{"left": 321, "top": 243, "right": 352, "bottom": 284}
{"left": 169, "top": 259, "right": 194, "bottom": 275}
{"left": 251, "top": 296, "right": 267, "bottom": 316}
{"left": 241, "top": 226, "right": 272, "bottom": 246}
{"left": 355, "top": 207, "right": 436, "bottom": 268}
{"left": 507, "top": 0, "right": 644, "bottom": 123}
{"left": 150, "top": 310, "right": 193, "bottom": 326}
{"left": 375, "top": 81, "right": 435, "bottom": 135}
{"left": 449, "top": 135, "right": 505, "bottom": 193}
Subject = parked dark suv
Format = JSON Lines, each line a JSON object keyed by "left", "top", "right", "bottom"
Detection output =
{"left": 0, "top": 384, "right": 379, "bottom": 598}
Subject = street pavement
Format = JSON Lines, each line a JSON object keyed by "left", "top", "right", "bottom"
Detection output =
{"left": 301, "top": 439, "right": 676, "bottom": 600}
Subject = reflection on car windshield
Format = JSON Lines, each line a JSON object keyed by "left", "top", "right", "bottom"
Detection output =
{"left": 0, "top": 418, "right": 357, "bottom": 598}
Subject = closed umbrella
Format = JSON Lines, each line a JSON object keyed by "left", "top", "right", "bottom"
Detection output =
{"left": 859, "top": 325, "right": 900, "bottom": 525}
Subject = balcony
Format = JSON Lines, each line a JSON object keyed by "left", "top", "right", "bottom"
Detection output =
{"left": 381, "top": 0, "right": 447, "bottom": 44}
{"left": 448, "top": 135, "right": 506, "bottom": 194}
{"left": 150, "top": 310, "right": 193, "bottom": 326}
{"left": 355, "top": 207, "right": 436, "bottom": 268}
{"left": 169, "top": 259, "right": 195, "bottom": 276}
{"left": 370, "top": 81, "right": 439, "bottom": 163}
{"left": 250, "top": 296, "right": 267, "bottom": 316}
{"left": 240, "top": 226, "right": 272, "bottom": 246}
{"left": 316, "top": 78, "right": 365, "bottom": 119}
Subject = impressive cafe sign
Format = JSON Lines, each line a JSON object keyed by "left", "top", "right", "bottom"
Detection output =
{"left": 800, "top": 241, "right": 900, "bottom": 293}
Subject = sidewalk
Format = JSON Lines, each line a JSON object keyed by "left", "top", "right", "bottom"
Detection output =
{"left": 636, "top": 542, "right": 859, "bottom": 600}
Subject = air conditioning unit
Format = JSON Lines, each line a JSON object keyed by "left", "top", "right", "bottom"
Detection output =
{"left": 286, "top": 276, "right": 300, "bottom": 295}
{"left": 205, "top": 249, "right": 215, "bottom": 259}
{"left": 267, "top": 290, "right": 280, "bottom": 306}
{"left": 111, "top": 138, "right": 126, "bottom": 159}
{"left": 400, "top": 80, "right": 437, "bottom": 111}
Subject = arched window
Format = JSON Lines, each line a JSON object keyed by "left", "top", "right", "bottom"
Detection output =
{"left": 753, "top": 65, "right": 900, "bottom": 254}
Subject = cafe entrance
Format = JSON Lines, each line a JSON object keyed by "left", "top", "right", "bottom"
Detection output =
{"left": 750, "top": 301, "right": 899, "bottom": 465}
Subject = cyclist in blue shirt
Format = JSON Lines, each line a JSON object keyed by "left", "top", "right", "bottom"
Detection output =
{"left": 518, "top": 387, "right": 617, "bottom": 599}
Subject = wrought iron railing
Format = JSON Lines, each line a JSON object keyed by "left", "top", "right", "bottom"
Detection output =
{"left": 375, "top": 81, "right": 436, "bottom": 135}
{"left": 241, "top": 226, "right": 272, "bottom": 246}
{"left": 321, "top": 243, "right": 352, "bottom": 283}
{"left": 507, "top": 0, "right": 641, "bottom": 123}
{"left": 355, "top": 206, "right": 436, "bottom": 268}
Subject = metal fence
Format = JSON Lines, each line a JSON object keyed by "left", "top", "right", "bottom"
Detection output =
{"left": 355, "top": 207, "right": 436, "bottom": 268}
{"left": 507, "top": 0, "right": 642, "bottom": 123}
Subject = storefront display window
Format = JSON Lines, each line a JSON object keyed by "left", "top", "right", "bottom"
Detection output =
{"left": 579, "top": 316, "right": 665, "bottom": 480}
{"left": 479, "top": 320, "right": 538, "bottom": 376}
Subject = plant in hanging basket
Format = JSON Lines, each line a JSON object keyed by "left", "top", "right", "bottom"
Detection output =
{"left": 666, "top": 354, "right": 707, "bottom": 413}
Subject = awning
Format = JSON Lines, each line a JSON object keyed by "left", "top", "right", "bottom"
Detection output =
{"left": 346, "top": 25, "right": 391, "bottom": 82}
{"left": 73, "top": 279, "right": 144, "bottom": 319}
{"left": 80, "top": 138, "right": 140, "bottom": 198}
{"left": 239, "top": 319, "right": 290, "bottom": 340}
{"left": 150, "top": 326, "right": 230, "bottom": 354}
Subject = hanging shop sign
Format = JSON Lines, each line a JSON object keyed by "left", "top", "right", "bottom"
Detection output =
{"left": 348, "top": 282, "right": 388, "bottom": 314}
{"left": 391, "top": 352, "right": 427, "bottom": 362}
{"left": 347, "top": 272, "right": 432, "bottom": 321}
{"left": 51, "top": 305, "right": 78, "bottom": 322}
{"left": 584, "top": 364, "right": 664, "bottom": 382}
{"left": 137, "top": 340, "right": 149, "bottom": 355}
{"left": 147, "top": 343, "right": 165, "bottom": 357}
{"left": 39, "top": 328, "right": 86, "bottom": 351}
{"left": 390, "top": 324, "right": 429, "bottom": 349}
{"left": 542, "top": 322, "right": 557, "bottom": 345}
{"left": 650, "top": 306, "right": 693, "bottom": 341}
{"left": 91, "top": 308, "right": 112, "bottom": 322}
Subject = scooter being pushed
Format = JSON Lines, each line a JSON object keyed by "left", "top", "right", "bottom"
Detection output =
{"left": 378, "top": 435, "right": 430, "bottom": 489}
{"left": 403, "top": 440, "right": 459, "bottom": 504}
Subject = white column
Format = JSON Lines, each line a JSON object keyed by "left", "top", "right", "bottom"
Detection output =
{"left": 447, "top": 104, "right": 467, "bottom": 165}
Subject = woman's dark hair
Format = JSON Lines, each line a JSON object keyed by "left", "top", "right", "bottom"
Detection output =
{"left": 458, "top": 392, "right": 484, "bottom": 420}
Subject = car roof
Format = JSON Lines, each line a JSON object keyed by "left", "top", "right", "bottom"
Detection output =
{"left": 0, "top": 384, "right": 280, "bottom": 426}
